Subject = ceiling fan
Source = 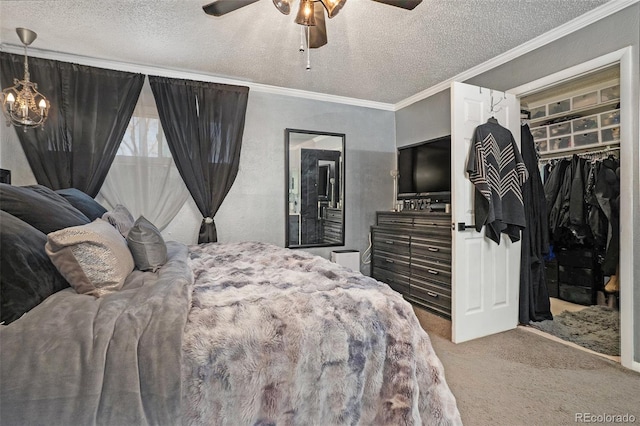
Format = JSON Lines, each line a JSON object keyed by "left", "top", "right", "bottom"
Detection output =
{"left": 202, "top": 0, "right": 422, "bottom": 50}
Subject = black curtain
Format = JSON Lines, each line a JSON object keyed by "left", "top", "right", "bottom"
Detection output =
{"left": 148, "top": 76, "right": 249, "bottom": 243}
{"left": 519, "top": 125, "right": 553, "bottom": 324}
{"left": 0, "top": 52, "right": 144, "bottom": 197}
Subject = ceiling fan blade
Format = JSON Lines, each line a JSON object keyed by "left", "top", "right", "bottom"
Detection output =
{"left": 308, "top": 6, "right": 327, "bottom": 49}
{"left": 370, "top": 0, "right": 422, "bottom": 10}
{"left": 202, "top": 0, "right": 260, "bottom": 16}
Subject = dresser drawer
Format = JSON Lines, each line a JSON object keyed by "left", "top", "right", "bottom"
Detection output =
{"left": 372, "top": 267, "right": 410, "bottom": 295}
{"left": 377, "top": 213, "right": 413, "bottom": 227}
{"left": 411, "top": 260, "right": 452, "bottom": 286}
{"left": 412, "top": 218, "right": 451, "bottom": 238}
{"left": 411, "top": 235, "right": 451, "bottom": 263}
{"left": 372, "top": 251, "right": 411, "bottom": 275}
{"left": 324, "top": 225, "right": 342, "bottom": 243}
{"left": 372, "top": 229, "right": 410, "bottom": 256}
{"left": 410, "top": 278, "right": 452, "bottom": 313}
{"left": 413, "top": 214, "right": 450, "bottom": 228}
{"left": 324, "top": 209, "right": 342, "bottom": 222}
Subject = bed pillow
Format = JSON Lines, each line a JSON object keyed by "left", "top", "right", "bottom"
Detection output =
{"left": 45, "top": 219, "right": 135, "bottom": 297}
{"left": 0, "top": 183, "right": 90, "bottom": 234}
{"left": 102, "top": 204, "right": 135, "bottom": 238}
{"left": 126, "top": 216, "right": 168, "bottom": 272}
{"left": 55, "top": 188, "right": 108, "bottom": 221}
{"left": 0, "top": 211, "right": 70, "bottom": 324}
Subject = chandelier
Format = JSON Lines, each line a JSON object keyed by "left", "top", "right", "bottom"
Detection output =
{"left": 1, "top": 28, "right": 50, "bottom": 130}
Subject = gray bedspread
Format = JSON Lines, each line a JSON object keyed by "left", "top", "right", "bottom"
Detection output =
{"left": 1, "top": 240, "right": 460, "bottom": 425}
{"left": 0, "top": 241, "right": 194, "bottom": 426}
{"left": 183, "top": 241, "right": 461, "bottom": 425}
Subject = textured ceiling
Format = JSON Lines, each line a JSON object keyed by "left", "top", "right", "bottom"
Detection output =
{"left": 0, "top": 0, "right": 611, "bottom": 105}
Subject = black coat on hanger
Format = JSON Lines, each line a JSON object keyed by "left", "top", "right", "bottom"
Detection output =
{"left": 519, "top": 125, "right": 552, "bottom": 324}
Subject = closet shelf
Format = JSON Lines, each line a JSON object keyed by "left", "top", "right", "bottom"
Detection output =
{"left": 528, "top": 82, "right": 620, "bottom": 156}
{"left": 529, "top": 99, "right": 620, "bottom": 127}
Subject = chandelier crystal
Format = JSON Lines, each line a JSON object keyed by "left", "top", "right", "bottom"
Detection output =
{"left": 1, "top": 28, "right": 50, "bottom": 130}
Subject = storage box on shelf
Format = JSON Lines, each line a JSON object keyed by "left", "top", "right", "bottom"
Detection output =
{"left": 528, "top": 82, "right": 620, "bottom": 156}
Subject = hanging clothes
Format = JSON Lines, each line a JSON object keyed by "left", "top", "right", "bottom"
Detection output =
{"left": 595, "top": 156, "right": 620, "bottom": 275}
{"left": 585, "top": 161, "right": 607, "bottom": 248}
{"left": 543, "top": 153, "right": 620, "bottom": 276}
{"left": 467, "top": 118, "right": 529, "bottom": 244}
{"left": 519, "top": 124, "right": 552, "bottom": 323}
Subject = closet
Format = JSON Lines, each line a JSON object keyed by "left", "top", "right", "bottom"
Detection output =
{"left": 521, "top": 65, "right": 621, "bottom": 327}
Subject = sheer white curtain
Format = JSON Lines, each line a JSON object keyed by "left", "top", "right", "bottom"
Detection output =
{"left": 98, "top": 77, "right": 189, "bottom": 230}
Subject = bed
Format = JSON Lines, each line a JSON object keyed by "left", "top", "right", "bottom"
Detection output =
{"left": 0, "top": 183, "right": 461, "bottom": 425}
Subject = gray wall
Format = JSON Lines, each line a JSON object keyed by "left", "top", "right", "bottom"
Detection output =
{"left": 396, "top": 89, "right": 451, "bottom": 147}
{"left": 395, "top": 4, "right": 640, "bottom": 363}
{"left": 186, "top": 91, "right": 397, "bottom": 271}
{"left": 0, "top": 90, "right": 396, "bottom": 275}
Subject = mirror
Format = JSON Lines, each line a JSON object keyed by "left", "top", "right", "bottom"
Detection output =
{"left": 285, "top": 129, "right": 345, "bottom": 248}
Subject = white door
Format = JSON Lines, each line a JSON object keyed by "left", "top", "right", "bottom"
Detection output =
{"left": 450, "top": 81, "right": 522, "bottom": 343}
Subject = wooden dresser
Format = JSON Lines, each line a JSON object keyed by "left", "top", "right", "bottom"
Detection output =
{"left": 323, "top": 207, "right": 343, "bottom": 244}
{"left": 371, "top": 211, "right": 452, "bottom": 319}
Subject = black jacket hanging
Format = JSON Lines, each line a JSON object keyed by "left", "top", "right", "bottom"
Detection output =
{"left": 518, "top": 125, "right": 552, "bottom": 323}
{"left": 596, "top": 157, "right": 620, "bottom": 274}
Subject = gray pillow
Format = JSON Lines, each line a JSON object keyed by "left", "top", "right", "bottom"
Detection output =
{"left": 102, "top": 204, "right": 135, "bottom": 238}
{"left": 1, "top": 211, "right": 70, "bottom": 324}
{"left": 126, "top": 216, "right": 168, "bottom": 272}
{"left": 55, "top": 188, "right": 108, "bottom": 221}
{"left": 0, "top": 183, "right": 90, "bottom": 234}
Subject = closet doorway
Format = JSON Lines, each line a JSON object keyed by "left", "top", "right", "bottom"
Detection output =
{"left": 511, "top": 49, "right": 634, "bottom": 368}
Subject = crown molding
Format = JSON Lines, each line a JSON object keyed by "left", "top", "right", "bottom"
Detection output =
{"left": 1, "top": 0, "right": 635, "bottom": 113}
{"left": 393, "top": 0, "right": 640, "bottom": 111}
{"left": 0, "top": 44, "right": 396, "bottom": 112}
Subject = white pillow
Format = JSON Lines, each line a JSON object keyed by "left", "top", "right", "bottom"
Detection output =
{"left": 45, "top": 218, "right": 135, "bottom": 297}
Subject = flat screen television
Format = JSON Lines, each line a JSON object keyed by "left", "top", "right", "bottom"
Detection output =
{"left": 397, "top": 135, "right": 451, "bottom": 200}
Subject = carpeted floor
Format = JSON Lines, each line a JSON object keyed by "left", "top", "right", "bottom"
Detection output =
{"left": 428, "top": 328, "right": 640, "bottom": 426}
{"left": 530, "top": 306, "right": 620, "bottom": 356}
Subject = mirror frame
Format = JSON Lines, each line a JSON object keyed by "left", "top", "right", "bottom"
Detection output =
{"left": 285, "top": 128, "right": 345, "bottom": 249}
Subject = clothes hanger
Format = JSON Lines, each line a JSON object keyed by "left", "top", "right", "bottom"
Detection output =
{"left": 487, "top": 90, "right": 504, "bottom": 124}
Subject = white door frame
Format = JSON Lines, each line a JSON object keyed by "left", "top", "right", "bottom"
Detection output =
{"left": 509, "top": 47, "right": 638, "bottom": 372}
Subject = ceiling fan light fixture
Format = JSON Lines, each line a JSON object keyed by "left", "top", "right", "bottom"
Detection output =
{"left": 319, "top": 0, "right": 346, "bottom": 18}
{"left": 272, "top": 0, "right": 291, "bottom": 15}
{"left": 295, "top": 0, "right": 316, "bottom": 26}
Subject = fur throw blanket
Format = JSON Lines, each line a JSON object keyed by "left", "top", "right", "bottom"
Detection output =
{"left": 182, "top": 241, "right": 461, "bottom": 425}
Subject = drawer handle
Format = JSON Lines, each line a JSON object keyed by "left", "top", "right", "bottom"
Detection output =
{"left": 386, "top": 259, "right": 395, "bottom": 264}
{"left": 427, "top": 246, "right": 439, "bottom": 252}
{"left": 427, "top": 269, "right": 439, "bottom": 275}
{"left": 427, "top": 291, "right": 439, "bottom": 298}
{"left": 385, "top": 240, "right": 395, "bottom": 244}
